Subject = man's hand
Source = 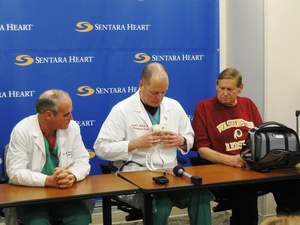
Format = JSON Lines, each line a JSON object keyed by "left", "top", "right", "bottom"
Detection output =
{"left": 160, "top": 131, "right": 185, "bottom": 149}
{"left": 54, "top": 167, "right": 76, "bottom": 188}
{"left": 45, "top": 167, "right": 76, "bottom": 188}
{"left": 128, "top": 131, "right": 162, "bottom": 152}
{"left": 198, "top": 147, "right": 246, "bottom": 168}
{"left": 45, "top": 174, "right": 58, "bottom": 187}
{"left": 225, "top": 154, "right": 246, "bottom": 168}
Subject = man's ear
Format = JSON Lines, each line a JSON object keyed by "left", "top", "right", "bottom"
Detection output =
{"left": 215, "top": 80, "right": 219, "bottom": 91}
{"left": 237, "top": 84, "right": 244, "bottom": 94}
{"left": 44, "top": 111, "right": 54, "bottom": 120}
{"left": 139, "top": 79, "right": 143, "bottom": 88}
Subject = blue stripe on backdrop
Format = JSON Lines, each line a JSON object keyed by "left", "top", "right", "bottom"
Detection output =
{"left": 0, "top": 0, "right": 219, "bottom": 175}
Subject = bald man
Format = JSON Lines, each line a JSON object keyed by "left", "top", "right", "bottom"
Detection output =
{"left": 94, "top": 63, "right": 212, "bottom": 225}
{"left": 6, "top": 89, "right": 91, "bottom": 225}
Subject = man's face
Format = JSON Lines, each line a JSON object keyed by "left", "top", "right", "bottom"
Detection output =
{"left": 216, "top": 78, "right": 243, "bottom": 107}
{"left": 140, "top": 75, "right": 169, "bottom": 107}
{"left": 50, "top": 98, "right": 73, "bottom": 129}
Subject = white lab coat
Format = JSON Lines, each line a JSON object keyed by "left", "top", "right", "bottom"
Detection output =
{"left": 6, "top": 115, "right": 90, "bottom": 187}
{"left": 94, "top": 91, "right": 194, "bottom": 171}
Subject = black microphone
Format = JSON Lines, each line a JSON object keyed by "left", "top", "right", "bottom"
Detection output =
{"left": 173, "top": 166, "right": 202, "bottom": 185}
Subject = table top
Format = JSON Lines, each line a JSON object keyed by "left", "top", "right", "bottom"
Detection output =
{"left": 118, "top": 164, "right": 300, "bottom": 193}
{"left": 0, "top": 174, "right": 138, "bottom": 207}
{"left": 2, "top": 165, "right": 298, "bottom": 207}
{"left": 186, "top": 164, "right": 300, "bottom": 187}
{"left": 119, "top": 169, "right": 195, "bottom": 193}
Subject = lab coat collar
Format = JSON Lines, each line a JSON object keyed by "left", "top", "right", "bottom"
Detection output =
{"left": 132, "top": 90, "right": 171, "bottom": 127}
{"left": 56, "top": 128, "right": 66, "bottom": 148}
{"left": 32, "top": 114, "right": 46, "bottom": 155}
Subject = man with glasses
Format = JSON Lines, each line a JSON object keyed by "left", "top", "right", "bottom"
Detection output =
{"left": 94, "top": 62, "right": 212, "bottom": 225}
{"left": 192, "top": 68, "right": 300, "bottom": 225}
{"left": 6, "top": 89, "right": 91, "bottom": 225}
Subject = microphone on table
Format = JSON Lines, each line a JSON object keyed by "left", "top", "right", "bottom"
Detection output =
{"left": 173, "top": 166, "right": 202, "bottom": 185}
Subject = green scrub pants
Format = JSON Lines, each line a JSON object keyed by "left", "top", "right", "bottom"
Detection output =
{"left": 153, "top": 189, "right": 212, "bottom": 225}
{"left": 16, "top": 200, "right": 91, "bottom": 225}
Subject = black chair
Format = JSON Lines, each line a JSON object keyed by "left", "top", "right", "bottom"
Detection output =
{"left": 0, "top": 145, "right": 9, "bottom": 219}
{"left": 98, "top": 152, "right": 202, "bottom": 221}
{"left": 0, "top": 145, "right": 9, "bottom": 184}
{"left": 100, "top": 161, "right": 143, "bottom": 221}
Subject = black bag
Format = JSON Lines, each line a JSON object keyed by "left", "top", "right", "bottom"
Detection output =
{"left": 240, "top": 121, "right": 300, "bottom": 171}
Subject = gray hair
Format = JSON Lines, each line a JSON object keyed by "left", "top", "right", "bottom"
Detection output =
{"left": 36, "top": 89, "right": 70, "bottom": 114}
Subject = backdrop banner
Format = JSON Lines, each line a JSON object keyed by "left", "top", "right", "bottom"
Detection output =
{"left": 0, "top": 0, "right": 219, "bottom": 174}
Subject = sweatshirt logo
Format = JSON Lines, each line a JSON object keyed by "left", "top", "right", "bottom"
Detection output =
{"left": 233, "top": 129, "right": 243, "bottom": 139}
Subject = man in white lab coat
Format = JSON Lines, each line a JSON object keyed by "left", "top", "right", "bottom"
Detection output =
{"left": 94, "top": 63, "right": 212, "bottom": 225}
{"left": 6, "top": 89, "right": 91, "bottom": 225}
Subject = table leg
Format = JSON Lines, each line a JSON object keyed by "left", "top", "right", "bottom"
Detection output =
{"left": 143, "top": 193, "right": 153, "bottom": 225}
{"left": 102, "top": 196, "right": 112, "bottom": 225}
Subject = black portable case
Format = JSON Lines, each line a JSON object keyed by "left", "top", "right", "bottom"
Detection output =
{"left": 240, "top": 121, "right": 300, "bottom": 171}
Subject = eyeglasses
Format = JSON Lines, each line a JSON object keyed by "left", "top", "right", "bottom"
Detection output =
{"left": 144, "top": 86, "right": 167, "bottom": 97}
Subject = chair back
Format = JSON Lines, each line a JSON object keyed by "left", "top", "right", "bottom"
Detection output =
{"left": 0, "top": 145, "right": 9, "bottom": 184}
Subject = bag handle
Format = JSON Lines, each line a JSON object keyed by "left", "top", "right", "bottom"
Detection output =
{"left": 241, "top": 121, "right": 288, "bottom": 162}
{"left": 257, "top": 121, "right": 288, "bottom": 129}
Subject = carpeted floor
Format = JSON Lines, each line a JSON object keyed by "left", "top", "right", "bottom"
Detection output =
{"left": 91, "top": 206, "right": 231, "bottom": 225}
{"left": 0, "top": 205, "right": 231, "bottom": 225}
